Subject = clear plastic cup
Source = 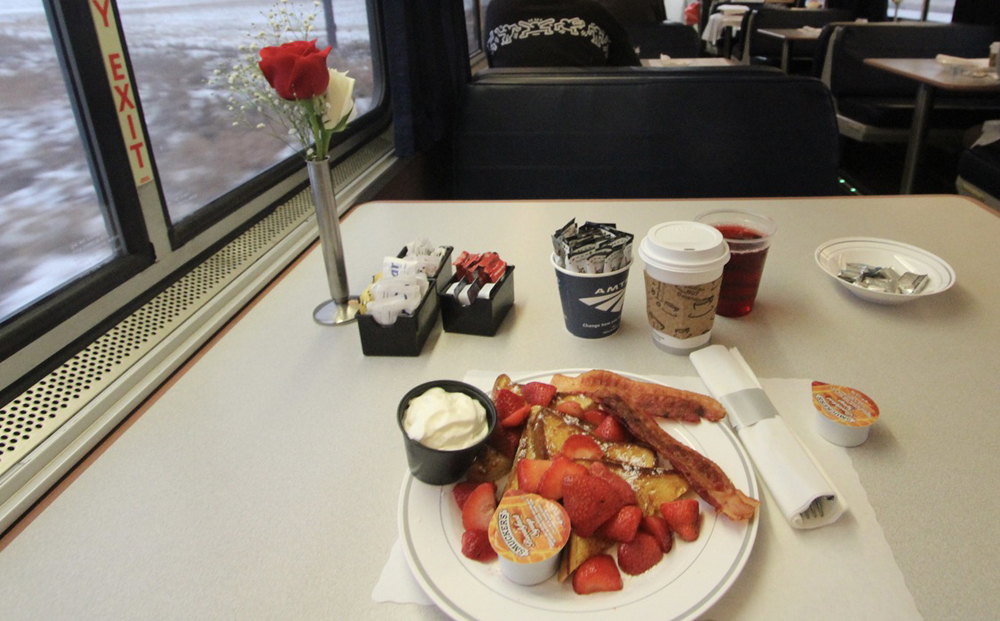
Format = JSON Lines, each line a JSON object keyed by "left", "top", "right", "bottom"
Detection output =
{"left": 695, "top": 210, "right": 777, "bottom": 318}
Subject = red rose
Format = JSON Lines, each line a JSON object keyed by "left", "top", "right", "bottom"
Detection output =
{"left": 258, "top": 40, "right": 332, "bottom": 100}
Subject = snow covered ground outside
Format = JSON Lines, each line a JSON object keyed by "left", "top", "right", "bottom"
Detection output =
{"left": 0, "top": 0, "right": 372, "bottom": 322}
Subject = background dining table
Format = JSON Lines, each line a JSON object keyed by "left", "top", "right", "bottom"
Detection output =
{"left": 864, "top": 58, "right": 1000, "bottom": 194}
{"left": 1, "top": 195, "right": 998, "bottom": 620}
{"left": 757, "top": 26, "right": 823, "bottom": 72}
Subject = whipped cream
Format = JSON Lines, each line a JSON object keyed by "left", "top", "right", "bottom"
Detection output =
{"left": 403, "top": 387, "right": 488, "bottom": 450}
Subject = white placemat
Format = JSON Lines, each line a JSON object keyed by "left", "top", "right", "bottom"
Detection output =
{"left": 373, "top": 373, "right": 920, "bottom": 620}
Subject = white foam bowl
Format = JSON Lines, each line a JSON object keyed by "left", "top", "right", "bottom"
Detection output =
{"left": 814, "top": 237, "right": 956, "bottom": 305}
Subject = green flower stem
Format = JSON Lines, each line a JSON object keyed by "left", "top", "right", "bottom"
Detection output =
{"left": 300, "top": 97, "right": 333, "bottom": 161}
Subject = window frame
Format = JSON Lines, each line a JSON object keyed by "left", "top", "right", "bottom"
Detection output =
{"left": 141, "top": 0, "right": 393, "bottom": 249}
{"left": 0, "top": 0, "right": 393, "bottom": 403}
{"left": 0, "top": 0, "right": 154, "bottom": 363}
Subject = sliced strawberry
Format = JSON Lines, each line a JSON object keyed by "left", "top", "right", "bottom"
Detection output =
{"left": 572, "top": 554, "right": 623, "bottom": 595}
{"left": 555, "top": 400, "right": 584, "bottom": 418}
{"left": 588, "top": 462, "right": 637, "bottom": 507}
{"left": 597, "top": 505, "right": 642, "bottom": 543}
{"left": 521, "top": 382, "right": 557, "bottom": 407}
{"left": 562, "top": 473, "right": 625, "bottom": 537}
{"left": 499, "top": 404, "right": 531, "bottom": 427}
{"left": 462, "top": 482, "right": 497, "bottom": 531}
{"left": 538, "top": 455, "right": 588, "bottom": 500}
{"left": 660, "top": 499, "right": 701, "bottom": 542}
{"left": 516, "top": 459, "right": 553, "bottom": 494}
{"left": 580, "top": 408, "right": 608, "bottom": 427}
{"left": 640, "top": 515, "right": 674, "bottom": 553}
{"left": 560, "top": 434, "right": 604, "bottom": 460}
{"left": 486, "top": 425, "right": 521, "bottom": 458}
{"left": 452, "top": 481, "right": 480, "bottom": 510}
{"left": 617, "top": 532, "right": 663, "bottom": 576}
{"left": 461, "top": 529, "right": 497, "bottom": 562}
{"left": 594, "top": 415, "right": 631, "bottom": 443}
{"left": 493, "top": 389, "right": 527, "bottom": 421}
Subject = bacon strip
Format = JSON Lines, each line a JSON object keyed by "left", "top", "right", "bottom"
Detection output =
{"left": 594, "top": 391, "right": 758, "bottom": 521}
{"left": 551, "top": 370, "right": 726, "bottom": 423}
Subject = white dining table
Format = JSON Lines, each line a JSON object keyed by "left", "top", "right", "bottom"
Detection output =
{"left": 1, "top": 195, "right": 999, "bottom": 620}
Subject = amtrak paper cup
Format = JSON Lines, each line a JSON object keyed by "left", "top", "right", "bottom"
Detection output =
{"left": 638, "top": 222, "right": 730, "bottom": 354}
{"left": 551, "top": 253, "right": 631, "bottom": 339}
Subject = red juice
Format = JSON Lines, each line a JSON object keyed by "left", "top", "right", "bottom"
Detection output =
{"left": 714, "top": 224, "right": 770, "bottom": 317}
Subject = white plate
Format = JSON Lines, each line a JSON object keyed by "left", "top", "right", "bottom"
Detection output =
{"left": 398, "top": 370, "right": 759, "bottom": 621}
{"left": 814, "top": 237, "right": 956, "bottom": 305}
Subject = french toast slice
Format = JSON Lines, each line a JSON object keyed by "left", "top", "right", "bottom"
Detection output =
{"left": 557, "top": 532, "right": 613, "bottom": 582}
{"left": 538, "top": 408, "right": 656, "bottom": 468}
{"left": 601, "top": 463, "right": 689, "bottom": 516}
{"left": 465, "top": 444, "right": 512, "bottom": 484}
{"left": 503, "top": 407, "right": 547, "bottom": 492}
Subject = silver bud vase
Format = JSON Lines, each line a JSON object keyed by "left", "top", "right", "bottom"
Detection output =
{"left": 306, "top": 158, "right": 358, "bottom": 325}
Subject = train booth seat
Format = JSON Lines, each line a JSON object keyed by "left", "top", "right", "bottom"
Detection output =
{"left": 451, "top": 67, "right": 841, "bottom": 199}
{"left": 957, "top": 132, "right": 1000, "bottom": 212}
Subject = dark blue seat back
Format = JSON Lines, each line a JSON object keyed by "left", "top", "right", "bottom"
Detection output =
{"left": 453, "top": 69, "right": 841, "bottom": 199}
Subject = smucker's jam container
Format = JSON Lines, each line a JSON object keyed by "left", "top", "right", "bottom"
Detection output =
{"left": 812, "top": 381, "right": 880, "bottom": 447}
{"left": 488, "top": 491, "right": 571, "bottom": 586}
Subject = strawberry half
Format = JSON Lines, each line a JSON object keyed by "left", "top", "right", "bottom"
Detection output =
{"left": 562, "top": 473, "right": 625, "bottom": 537}
{"left": 516, "top": 458, "right": 553, "bottom": 494}
{"left": 537, "top": 455, "right": 588, "bottom": 500}
{"left": 499, "top": 403, "right": 531, "bottom": 428}
{"left": 461, "top": 529, "right": 497, "bottom": 562}
{"left": 640, "top": 515, "right": 674, "bottom": 553}
{"left": 660, "top": 499, "right": 701, "bottom": 542}
{"left": 597, "top": 505, "right": 643, "bottom": 543}
{"left": 572, "top": 554, "right": 623, "bottom": 595}
{"left": 493, "top": 389, "right": 528, "bottom": 424}
{"left": 594, "top": 415, "right": 630, "bottom": 443}
{"left": 560, "top": 434, "right": 604, "bottom": 460}
{"left": 452, "top": 481, "right": 480, "bottom": 510}
{"left": 588, "top": 462, "right": 637, "bottom": 507}
{"left": 555, "top": 400, "right": 584, "bottom": 418}
{"left": 521, "top": 381, "right": 557, "bottom": 407}
{"left": 580, "top": 408, "right": 608, "bottom": 428}
{"left": 617, "top": 532, "right": 663, "bottom": 576}
{"left": 486, "top": 425, "right": 521, "bottom": 459}
{"left": 462, "top": 482, "right": 497, "bottom": 531}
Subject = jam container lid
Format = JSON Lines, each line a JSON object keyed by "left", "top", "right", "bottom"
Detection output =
{"left": 488, "top": 491, "right": 571, "bottom": 586}
{"left": 812, "top": 381, "right": 880, "bottom": 447}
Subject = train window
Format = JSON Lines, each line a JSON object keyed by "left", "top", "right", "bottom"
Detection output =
{"left": 0, "top": 0, "right": 122, "bottom": 325}
{"left": 2, "top": 0, "right": 386, "bottom": 393}
{"left": 895, "top": 0, "right": 955, "bottom": 22}
{"left": 465, "top": 0, "right": 482, "bottom": 54}
{"left": 117, "top": 0, "right": 377, "bottom": 226}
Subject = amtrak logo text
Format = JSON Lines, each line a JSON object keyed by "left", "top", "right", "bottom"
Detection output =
{"left": 578, "top": 287, "right": 626, "bottom": 313}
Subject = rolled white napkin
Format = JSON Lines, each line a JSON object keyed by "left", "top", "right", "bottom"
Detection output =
{"left": 690, "top": 345, "right": 846, "bottom": 529}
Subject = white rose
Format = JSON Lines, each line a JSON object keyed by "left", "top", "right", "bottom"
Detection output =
{"left": 322, "top": 69, "right": 356, "bottom": 130}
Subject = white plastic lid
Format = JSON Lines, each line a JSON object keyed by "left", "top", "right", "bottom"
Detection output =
{"left": 639, "top": 222, "right": 730, "bottom": 273}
